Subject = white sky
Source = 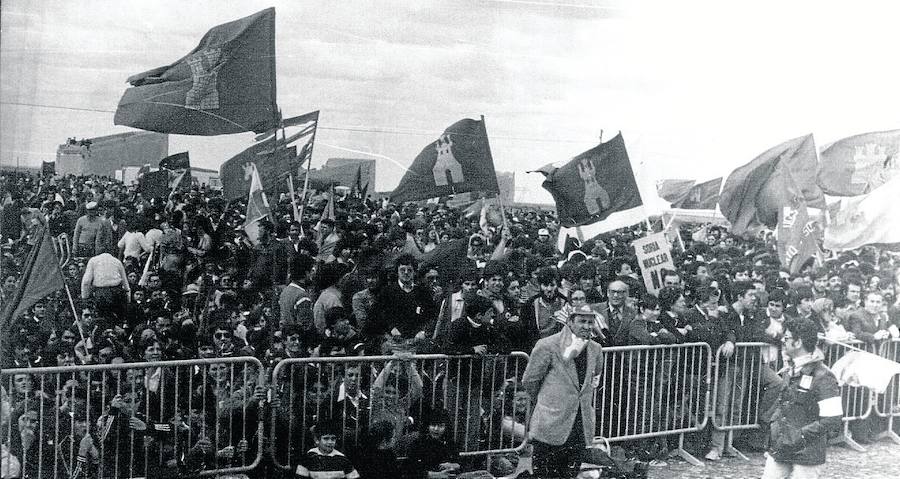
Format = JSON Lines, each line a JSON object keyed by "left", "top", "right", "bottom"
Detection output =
{"left": 2, "top": 0, "right": 899, "bottom": 207}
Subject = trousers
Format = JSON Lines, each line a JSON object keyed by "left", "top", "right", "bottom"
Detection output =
{"left": 762, "top": 453, "right": 821, "bottom": 479}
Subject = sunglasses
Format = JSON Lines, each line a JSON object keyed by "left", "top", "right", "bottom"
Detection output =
{"left": 214, "top": 332, "right": 232, "bottom": 339}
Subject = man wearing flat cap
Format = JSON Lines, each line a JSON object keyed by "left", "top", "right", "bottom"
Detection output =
{"left": 523, "top": 304, "right": 604, "bottom": 478}
{"left": 73, "top": 201, "right": 105, "bottom": 257}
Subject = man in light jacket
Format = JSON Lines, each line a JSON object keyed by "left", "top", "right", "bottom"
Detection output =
{"left": 522, "top": 304, "right": 604, "bottom": 478}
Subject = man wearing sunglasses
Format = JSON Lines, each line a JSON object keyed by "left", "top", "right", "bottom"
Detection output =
{"left": 763, "top": 318, "right": 841, "bottom": 479}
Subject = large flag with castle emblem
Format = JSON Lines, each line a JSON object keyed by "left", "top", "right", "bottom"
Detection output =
{"left": 542, "top": 133, "right": 646, "bottom": 250}
{"left": 114, "top": 8, "right": 278, "bottom": 136}
{"left": 390, "top": 118, "right": 500, "bottom": 203}
{"left": 817, "top": 130, "right": 900, "bottom": 196}
{"left": 720, "top": 134, "right": 825, "bottom": 235}
{"left": 824, "top": 175, "right": 900, "bottom": 251}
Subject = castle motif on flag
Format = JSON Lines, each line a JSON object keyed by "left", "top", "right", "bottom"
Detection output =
{"left": 578, "top": 158, "right": 610, "bottom": 215}
{"left": 851, "top": 143, "right": 899, "bottom": 192}
{"left": 186, "top": 48, "right": 225, "bottom": 110}
{"left": 242, "top": 161, "right": 255, "bottom": 181}
{"left": 432, "top": 134, "right": 464, "bottom": 186}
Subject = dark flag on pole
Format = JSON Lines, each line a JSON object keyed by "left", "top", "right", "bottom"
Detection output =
{"left": 138, "top": 170, "right": 170, "bottom": 199}
{"left": 541, "top": 133, "right": 644, "bottom": 227}
{"left": 720, "top": 134, "right": 825, "bottom": 235}
{"left": 671, "top": 177, "right": 722, "bottom": 209}
{"left": 221, "top": 111, "right": 318, "bottom": 201}
{"left": 540, "top": 133, "right": 646, "bottom": 251}
{"left": 657, "top": 179, "right": 696, "bottom": 205}
{"left": 0, "top": 227, "right": 65, "bottom": 331}
{"left": 114, "top": 8, "right": 278, "bottom": 136}
{"left": 41, "top": 161, "right": 55, "bottom": 177}
{"left": 390, "top": 118, "right": 500, "bottom": 203}
{"left": 159, "top": 152, "right": 192, "bottom": 191}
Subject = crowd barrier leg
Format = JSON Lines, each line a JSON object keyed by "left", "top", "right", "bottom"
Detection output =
{"left": 674, "top": 433, "right": 703, "bottom": 467}
{"left": 723, "top": 430, "right": 750, "bottom": 461}
{"left": 874, "top": 414, "right": 900, "bottom": 445}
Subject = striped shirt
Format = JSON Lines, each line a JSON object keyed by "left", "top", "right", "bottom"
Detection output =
{"left": 296, "top": 448, "right": 359, "bottom": 479}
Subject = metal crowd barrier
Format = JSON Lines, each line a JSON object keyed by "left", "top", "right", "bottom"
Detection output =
{"left": 267, "top": 352, "right": 530, "bottom": 472}
{"left": 593, "top": 342, "right": 712, "bottom": 466}
{"left": 709, "top": 342, "right": 766, "bottom": 461}
{"left": 1, "top": 357, "right": 264, "bottom": 478}
{"left": 822, "top": 339, "right": 878, "bottom": 452}
{"left": 874, "top": 339, "right": 900, "bottom": 445}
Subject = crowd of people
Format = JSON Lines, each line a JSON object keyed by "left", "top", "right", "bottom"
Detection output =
{"left": 2, "top": 169, "right": 900, "bottom": 478}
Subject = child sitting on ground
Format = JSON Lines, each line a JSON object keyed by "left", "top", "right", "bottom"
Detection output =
{"left": 296, "top": 418, "right": 360, "bottom": 479}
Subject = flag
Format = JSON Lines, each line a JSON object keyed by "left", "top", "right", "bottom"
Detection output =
{"left": 138, "top": 170, "right": 170, "bottom": 199}
{"left": 672, "top": 177, "right": 722, "bottom": 209}
{"left": 390, "top": 118, "right": 499, "bottom": 203}
{"left": 220, "top": 111, "right": 317, "bottom": 201}
{"left": 243, "top": 163, "right": 271, "bottom": 245}
{"left": 41, "top": 161, "right": 55, "bottom": 177}
{"left": 158, "top": 152, "right": 192, "bottom": 192}
{"left": 777, "top": 200, "right": 823, "bottom": 275}
{"left": 720, "top": 134, "right": 825, "bottom": 235}
{"left": 539, "top": 133, "right": 645, "bottom": 250}
{"left": 656, "top": 179, "right": 696, "bottom": 204}
{"left": 114, "top": 8, "right": 277, "bottom": 136}
{"left": 823, "top": 175, "right": 900, "bottom": 251}
{"left": 316, "top": 185, "right": 336, "bottom": 229}
{"left": 421, "top": 237, "right": 473, "bottom": 288}
{"left": 818, "top": 130, "right": 900, "bottom": 196}
{"left": 478, "top": 198, "right": 503, "bottom": 235}
{"left": 830, "top": 350, "right": 900, "bottom": 394}
{"left": 0, "top": 227, "right": 65, "bottom": 330}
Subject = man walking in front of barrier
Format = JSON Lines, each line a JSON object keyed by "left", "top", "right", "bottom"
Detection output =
{"left": 763, "top": 317, "right": 842, "bottom": 479}
{"left": 523, "top": 305, "right": 604, "bottom": 478}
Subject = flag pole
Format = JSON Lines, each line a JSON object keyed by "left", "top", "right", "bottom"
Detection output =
{"left": 288, "top": 174, "right": 301, "bottom": 222}
{"left": 298, "top": 122, "right": 318, "bottom": 235}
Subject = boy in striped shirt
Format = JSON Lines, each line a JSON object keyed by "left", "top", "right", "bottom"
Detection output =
{"left": 296, "top": 419, "right": 360, "bottom": 479}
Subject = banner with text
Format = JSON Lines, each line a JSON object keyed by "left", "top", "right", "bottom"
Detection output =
{"left": 633, "top": 232, "right": 675, "bottom": 295}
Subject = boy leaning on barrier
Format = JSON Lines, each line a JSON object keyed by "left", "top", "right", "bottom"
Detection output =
{"left": 763, "top": 317, "right": 842, "bottom": 479}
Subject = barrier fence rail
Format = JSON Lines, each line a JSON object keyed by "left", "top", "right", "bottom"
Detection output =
{"left": 874, "top": 339, "right": 900, "bottom": 445}
{"left": 821, "top": 339, "right": 878, "bottom": 452}
{"left": 6, "top": 340, "right": 900, "bottom": 477}
{"left": 593, "top": 342, "right": 712, "bottom": 466}
{"left": 709, "top": 342, "right": 766, "bottom": 460}
{"left": 1, "top": 357, "right": 265, "bottom": 479}
{"left": 267, "top": 352, "right": 531, "bottom": 473}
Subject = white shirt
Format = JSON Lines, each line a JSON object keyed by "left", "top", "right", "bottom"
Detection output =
{"left": 118, "top": 231, "right": 149, "bottom": 260}
{"left": 81, "top": 253, "right": 129, "bottom": 298}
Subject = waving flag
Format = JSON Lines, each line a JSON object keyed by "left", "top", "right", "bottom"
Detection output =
{"left": 114, "top": 8, "right": 278, "bottom": 135}
{"left": 720, "top": 134, "right": 825, "bottom": 235}
{"left": 0, "top": 228, "right": 65, "bottom": 330}
{"left": 158, "top": 152, "right": 192, "bottom": 192}
{"left": 818, "top": 130, "right": 900, "bottom": 196}
{"left": 673, "top": 177, "right": 722, "bottom": 209}
{"left": 824, "top": 175, "right": 900, "bottom": 251}
{"left": 243, "top": 163, "right": 271, "bottom": 245}
{"left": 538, "top": 133, "right": 645, "bottom": 249}
{"left": 391, "top": 118, "right": 499, "bottom": 203}
{"left": 221, "top": 111, "right": 318, "bottom": 201}
{"left": 657, "top": 179, "right": 696, "bottom": 204}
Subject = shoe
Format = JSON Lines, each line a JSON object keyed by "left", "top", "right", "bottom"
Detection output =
{"left": 704, "top": 449, "right": 722, "bottom": 461}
